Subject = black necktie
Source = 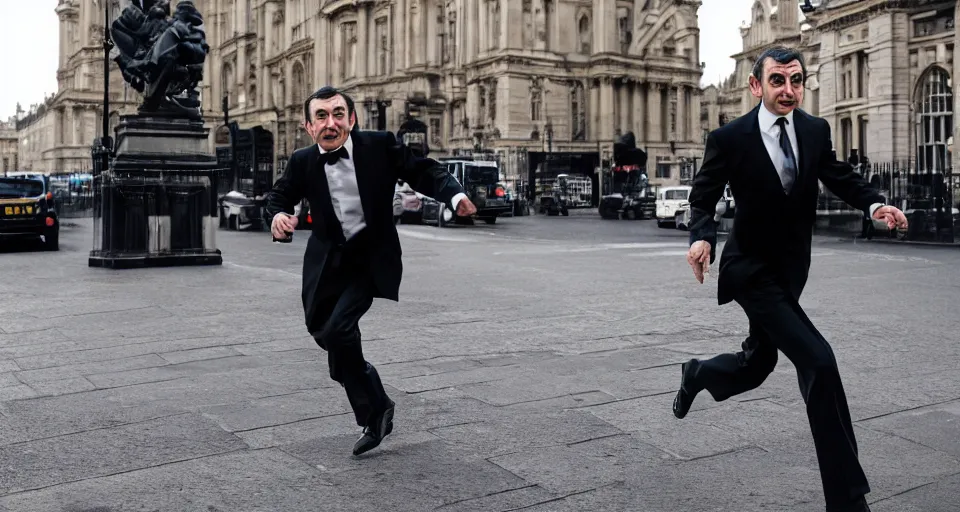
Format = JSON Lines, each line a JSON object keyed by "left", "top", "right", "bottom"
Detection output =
{"left": 775, "top": 117, "right": 797, "bottom": 193}
{"left": 320, "top": 146, "right": 350, "bottom": 166}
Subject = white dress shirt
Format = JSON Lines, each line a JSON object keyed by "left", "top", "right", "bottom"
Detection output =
{"left": 757, "top": 103, "right": 882, "bottom": 216}
{"left": 319, "top": 136, "right": 469, "bottom": 240}
{"left": 319, "top": 137, "right": 366, "bottom": 240}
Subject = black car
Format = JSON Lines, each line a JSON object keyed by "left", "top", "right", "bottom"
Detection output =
{"left": 0, "top": 174, "right": 59, "bottom": 251}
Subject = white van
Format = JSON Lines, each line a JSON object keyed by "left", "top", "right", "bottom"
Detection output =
{"left": 656, "top": 186, "right": 692, "bottom": 228}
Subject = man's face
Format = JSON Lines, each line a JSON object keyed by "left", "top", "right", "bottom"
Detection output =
{"left": 749, "top": 58, "right": 805, "bottom": 116}
{"left": 303, "top": 95, "right": 356, "bottom": 151}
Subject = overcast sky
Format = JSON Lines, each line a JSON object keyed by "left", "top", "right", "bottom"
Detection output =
{"left": 0, "top": 0, "right": 759, "bottom": 121}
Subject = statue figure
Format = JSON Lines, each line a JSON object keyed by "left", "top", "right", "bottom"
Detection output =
{"left": 110, "top": 0, "right": 209, "bottom": 118}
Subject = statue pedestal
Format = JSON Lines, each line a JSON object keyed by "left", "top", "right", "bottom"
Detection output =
{"left": 89, "top": 114, "right": 223, "bottom": 269}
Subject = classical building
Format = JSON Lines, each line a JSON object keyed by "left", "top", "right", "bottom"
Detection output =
{"left": 200, "top": 0, "right": 706, "bottom": 189}
{"left": 15, "top": 0, "right": 706, "bottom": 190}
{"left": 805, "top": 0, "right": 958, "bottom": 170}
{"left": 1, "top": 117, "right": 18, "bottom": 175}
{"left": 702, "top": 0, "right": 960, "bottom": 173}
{"left": 15, "top": 0, "right": 137, "bottom": 175}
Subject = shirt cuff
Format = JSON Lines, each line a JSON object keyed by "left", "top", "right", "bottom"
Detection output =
{"left": 868, "top": 202, "right": 884, "bottom": 217}
{"left": 451, "top": 192, "right": 467, "bottom": 211}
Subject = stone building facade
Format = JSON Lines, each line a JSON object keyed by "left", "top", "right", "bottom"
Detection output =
{"left": 702, "top": 0, "right": 960, "bottom": 174}
{"left": 1, "top": 118, "right": 18, "bottom": 175}
{"left": 806, "top": 0, "right": 958, "bottom": 170}
{"left": 15, "top": 0, "right": 705, "bottom": 189}
{"left": 200, "top": 0, "right": 706, "bottom": 188}
{"left": 15, "top": 0, "right": 137, "bottom": 175}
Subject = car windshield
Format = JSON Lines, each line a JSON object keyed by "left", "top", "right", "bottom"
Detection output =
{"left": 465, "top": 165, "right": 498, "bottom": 185}
{"left": 0, "top": 178, "right": 44, "bottom": 199}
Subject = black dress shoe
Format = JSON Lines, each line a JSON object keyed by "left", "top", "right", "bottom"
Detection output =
{"left": 673, "top": 359, "right": 702, "bottom": 419}
{"left": 352, "top": 401, "right": 395, "bottom": 456}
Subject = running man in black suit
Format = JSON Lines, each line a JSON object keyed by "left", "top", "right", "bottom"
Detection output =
{"left": 265, "top": 86, "right": 477, "bottom": 456}
{"left": 672, "top": 46, "right": 908, "bottom": 512}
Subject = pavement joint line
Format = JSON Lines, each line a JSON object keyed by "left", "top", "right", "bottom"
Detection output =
{"left": 434, "top": 483, "right": 540, "bottom": 510}
{"left": 229, "top": 411, "right": 353, "bottom": 434}
{"left": 854, "top": 423, "right": 950, "bottom": 455}
{"left": 0, "top": 411, "right": 194, "bottom": 449}
{"left": 864, "top": 479, "right": 939, "bottom": 507}
{"left": 0, "top": 446, "right": 249, "bottom": 499}
{"left": 406, "top": 378, "right": 505, "bottom": 395}
{"left": 670, "top": 445, "right": 759, "bottom": 463}
{"left": 427, "top": 420, "right": 486, "bottom": 431}
{"left": 36, "top": 305, "right": 158, "bottom": 321}
{"left": 565, "top": 432, "right": 629, "bottom": 447}
{"left": 572, "top": 390, "right": 676, "bottom": 410}
{"left": 5, "top": 334, "right": 226, "bottom": 360}
{"left": 398, "top": 363, "right": 522, "bottom": 380}
{"left": 496, "top": 391, "right": 607, "bottom": 408}
{"left": 378, "top": 351, "right": 548, "bottom": 367}
{"left": 500, "top": 482, "right": 621, "bottom": 512}
{"left": 853, "top": 396, "right": 960, "bottom": 423}
{"left": 626, "top": 361, "right": 684, "bottom": 373}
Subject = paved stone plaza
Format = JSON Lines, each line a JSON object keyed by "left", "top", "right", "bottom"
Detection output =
{"left": 1, "top": 214, "right": 958, "bottom": 511}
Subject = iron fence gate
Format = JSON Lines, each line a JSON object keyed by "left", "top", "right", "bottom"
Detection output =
{"left": 863, "top": 161, "right": 958, "bottom": 243}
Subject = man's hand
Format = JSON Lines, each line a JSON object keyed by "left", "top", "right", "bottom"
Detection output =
{"left": 456, "top": 197, "right": 478, "bottom": 217}
{"left": 271, "top": 213, "right": 298, "bottom": 239}
{"left": 687, "top": 240, "right": 712, "bottom": 284}
{"left": 872, "top": 205, "right": 908, "bottom": 231}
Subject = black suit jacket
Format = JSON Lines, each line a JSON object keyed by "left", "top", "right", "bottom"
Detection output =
{"left": 687, "top": 105, "right": 883, "bottom": 305}
{"left": 264, "top": 130, "right": 465, "bottom": 320}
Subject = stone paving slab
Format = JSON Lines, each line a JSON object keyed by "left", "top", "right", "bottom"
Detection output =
{"left": 1, "top": 217, "right": 959, "bottom": 511}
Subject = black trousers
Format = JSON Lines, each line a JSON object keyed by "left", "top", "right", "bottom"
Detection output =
{"left": 309, "top": 233, "right": 392, "bottom": 428}
{"left": 691, "top": 273, "right": 870, "bottom": 509}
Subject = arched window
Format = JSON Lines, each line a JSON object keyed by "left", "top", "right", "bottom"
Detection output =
{"left": 578, "top": 15, "right": 591, "bottom": 54}
{"left": 915, "top": 66, "right": 953, "bottom": 173}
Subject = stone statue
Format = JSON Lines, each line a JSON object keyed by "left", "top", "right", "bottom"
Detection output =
{"left": 110, "top": 0, "right": 209, "bottom": 118}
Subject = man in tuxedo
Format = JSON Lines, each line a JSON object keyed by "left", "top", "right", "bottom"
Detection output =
{"left": 265, "top": 86, "right": 477, "bottom": 456}
{"left": 672, "top": 46, "right": 907, "bottom": 512}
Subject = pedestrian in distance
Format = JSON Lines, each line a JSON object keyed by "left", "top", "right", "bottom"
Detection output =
{"left": 673, "top": 46, "right": 908, "bottom": 512}
{"left": 265, "top": 86, "right": 477, "bottom": 456}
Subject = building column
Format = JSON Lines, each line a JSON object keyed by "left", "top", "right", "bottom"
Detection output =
{"left": 691, "top": 89, "right": 701, "bottom": 144}
{"left": 601, "top": 77, "right": 615, "bottom": 140}
{"left": 358, "top": 6, "right": 369, "bottom": 77}
{"left": 647, "top": 82, "right": 661, "bottom": 142}
{"left": 316, "top": 15, "right": 328, "bottom": 85}
{"left": 633, "top": 82, "right": 646, "bottom": 142}
{"left": 676, "top": 85, "right": 686, "bottom": 141}
{"left": 618, "top": 81, "right": 630, "bottom": 135}
{"left": 590, "top": 80, "right": 600, "bottom": 140}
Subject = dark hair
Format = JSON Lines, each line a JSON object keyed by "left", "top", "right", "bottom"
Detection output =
{"left": 303, "top": 86, "right": 356, "bottom": 123}
{"left": 751, "top": 46, "right": 807, "bottom": 83}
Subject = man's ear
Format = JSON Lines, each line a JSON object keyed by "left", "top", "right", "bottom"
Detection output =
{"left": 748, "top": 74, "right": 763, "bottom": 99}
{"left": 349, "top": 111, "right": 357, "bottom": 131}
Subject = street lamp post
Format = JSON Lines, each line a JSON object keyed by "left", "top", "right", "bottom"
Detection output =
{"left": 94, "top": 0, "right": 115, "bottom": 176}
{"left": 222, "top": 94, "right": 239, "bottom": 192}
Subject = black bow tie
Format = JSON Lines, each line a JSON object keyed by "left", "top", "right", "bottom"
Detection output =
{"left": 320, "top": 146, "right": 350, "bottom": 166}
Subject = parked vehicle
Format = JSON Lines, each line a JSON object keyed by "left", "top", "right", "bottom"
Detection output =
{"left": 215, "top": 125, "right": 275, "bottom": 231}
{"left": 422, "top": 159, "right": 511, "bottom": 226}
{"left": 599, "top": 164, "right": 656, "bottom": 220}
{"left": 0, "top": 173, "right": 59, "bottom": 250}
{"left": 655, "top": 185, "right": 692, "bottom": 228}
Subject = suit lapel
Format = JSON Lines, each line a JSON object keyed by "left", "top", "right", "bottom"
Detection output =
{"left": 790, "top": 109, "right": 818, "bottom": 198}
{"left": 349, "top": 131, "right": 376, "bottom": 223}
{"left": 308, "top": 146, "right": 344, "bottom": 241}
